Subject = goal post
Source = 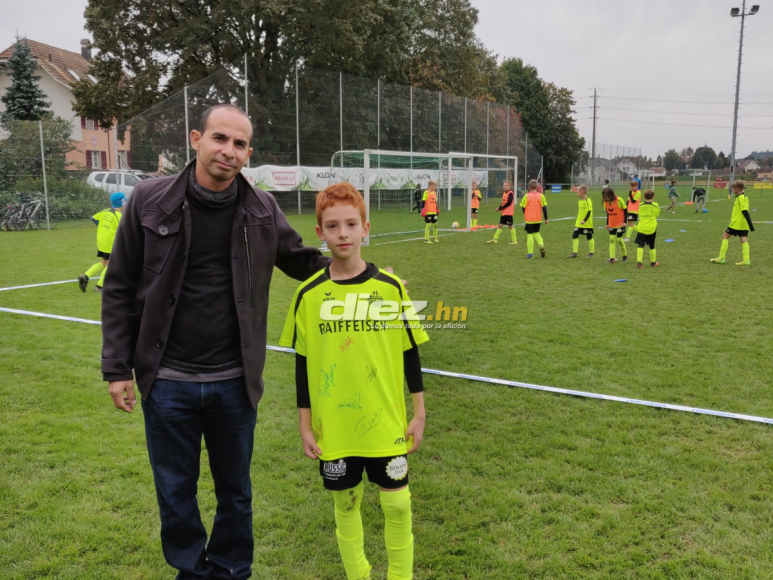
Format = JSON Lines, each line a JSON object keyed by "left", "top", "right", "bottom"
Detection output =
{"left": 329, "top": 150, "right": 477, "bottom": 246}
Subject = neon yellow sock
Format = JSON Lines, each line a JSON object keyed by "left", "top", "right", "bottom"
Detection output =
{"left": 96, "top": 263, "right": 108, "bottom": 288}
{"left": 85, "top": 262, "right": 104, "bottom": 279}
{"left": 471, "top": 218, "right": 477, "bottom": 227}
{"left": 572, "top": 238, "right": 579, "bottom": 253}
{"left": 493, "top": 228, "right": 502, "bottom": 241}
{"left": 380, "top": 487, "right": 413, "bottom": 580}
{"left": 742, "top": 241, "right": 750, "bottom": 262}
{"left": 626, "top": 226, "right": 637, "bottom": 239}
{"left": 719, "top": 238, "right": 728, "bottom": 260}
{"left": 424, "top": 223, "right": 430, "bottom": 241}
{"left": 433, "top": 224, "right": 438, "bottom": 239}
{"left": 588, "top": 239, "right": 595, "bottom": 253}
{"left": 637, "top": 247, "right": 643, "bottom": 263}
{"left": 609, "top": 236, "right": 616, "bottom": 259}
{"left": 618, "top": 238, "right": 627, "bottom": 257}
{"left": 334, "top": 483, "right": 372, "bottom": 580}
{"left": 527, "top": 234, "right": 534, "bottom": 253}
{"left": 650, "top": 249, "right": 657, "bottom": 263}
{"left": 534, "top": 232, "right": 544, "bottom": 247}
{"left": 510, "top": 228, "right": 516, "bottom": 243}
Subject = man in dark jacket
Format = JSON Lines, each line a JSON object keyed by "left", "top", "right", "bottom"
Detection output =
{"left": 102, "top": 104, "right": 331, "bottom": 579}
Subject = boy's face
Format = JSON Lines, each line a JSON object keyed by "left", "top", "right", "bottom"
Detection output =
{"left": 577, "top": 189, "right": 587, "bottom": 199}
{"left": 429, "top": 183, "right": 436, "bottom": 192}
{"left": 630, "top": 182, "right": 638, "bottom": 191}
{"left": 733, "top": 186, "right": 744, "bottom": 195}
{"left": 316, "top": 204, "right": 370, "bottom": 260}
{"left": 503, "top": 182, "right": 511, "bottom": 191}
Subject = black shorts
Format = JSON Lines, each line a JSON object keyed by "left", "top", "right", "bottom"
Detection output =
{"left": 471, "top": 208, "right": 479, "bottom": 214}
{"left": 499, "top": 215, "right": 513, "bottom": 226}
{"left": 725, "top": 227, "right": 749, "bottom": 237}
{"left": 97, "top": 250, "right": 111, "bottom": 260}
{"left": 635, "top": 232, "right": 657, "bottom": 249}
{"left": 608, "top": 227, "right": 626, "bottom": 238}
{"left": 525, "top": 223, "right": 541, "bottom": 234}
{"left": 424, "top": 214, "right": 438, "bottom": 223}
{"left": 572, "top": 227, "right": 593, "bottom": 239}
{"left": 627, "top": 213, "right": 639, "bottom": 223}
{"left": 320, "top": 455, "right": 409, "bottom": 491}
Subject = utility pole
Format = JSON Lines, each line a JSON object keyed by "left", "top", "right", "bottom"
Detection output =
{"left": 729, "top": 1, "right": 760, "bottom": 189}
{"left": 591, "top": 88, "right": 597, "bottom": 185}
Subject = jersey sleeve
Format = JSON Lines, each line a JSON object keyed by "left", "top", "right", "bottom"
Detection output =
{"left": 422, "top": 191, "right": 428, "bottom": 201}
{"left": 740, "top": 195, "right": 750, "bottom": 212}
{"left": 653, "top": 203, "right": 661, "bottom": 218}
{"left": 519, "top": 196, "right": 527, "bottom": 209}
{"left": 541, "top": 194, "right": 547, "bottom": 207}
{"left": 279, "top": 286, "right": 308, "bottom": 355}
{"left": 390, "top": 277, "right": 429, "bottom": 351}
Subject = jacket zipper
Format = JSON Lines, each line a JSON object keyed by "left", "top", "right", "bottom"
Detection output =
{"left": 243, "top": 227, "right": 254, "bottom": 308}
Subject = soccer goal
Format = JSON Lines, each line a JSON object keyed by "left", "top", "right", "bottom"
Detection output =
{"left": 329, "top": 150, "right": 517, "bottom": 245}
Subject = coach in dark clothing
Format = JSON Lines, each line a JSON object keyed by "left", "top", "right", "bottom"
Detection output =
{"left": 101, "top": 104, "right": 330, "bottom": 579}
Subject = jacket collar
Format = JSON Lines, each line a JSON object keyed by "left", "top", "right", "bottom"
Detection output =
{"left": 155, "top": 160, "right": 270, "bottom": 219}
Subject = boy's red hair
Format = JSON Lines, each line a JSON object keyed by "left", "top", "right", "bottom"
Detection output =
{"left": 316, "top": 183, "right": 367, "bottom": 226}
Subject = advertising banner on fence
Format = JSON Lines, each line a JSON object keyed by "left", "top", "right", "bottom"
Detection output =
{"left": 241, "top": 166, "right": 489, "bottom": 192}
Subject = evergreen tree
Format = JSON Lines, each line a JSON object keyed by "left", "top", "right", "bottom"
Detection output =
{"left": 1, "top": 38, "right": 50, "bottom": 127}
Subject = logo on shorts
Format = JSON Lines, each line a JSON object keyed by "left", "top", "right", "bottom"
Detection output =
{"left": 323, "top": 459, "right": 347, "bottom": 477}
{"left": 386, "top": 456, "right": 408, "bottom": 481}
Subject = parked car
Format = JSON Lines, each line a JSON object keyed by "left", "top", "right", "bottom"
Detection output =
{"left": 86, "top": 170, "right": 151, "bottom": 196}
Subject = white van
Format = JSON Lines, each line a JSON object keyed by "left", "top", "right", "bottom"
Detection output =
{"left": 87, "top": 171, "right": 151, "bottom": 196}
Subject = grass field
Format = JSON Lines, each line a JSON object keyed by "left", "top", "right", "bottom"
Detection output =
{"left": 2, "top": 191, "right": 773, "bottom": 579}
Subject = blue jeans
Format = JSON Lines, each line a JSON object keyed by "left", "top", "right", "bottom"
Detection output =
{"left": 142, "top": 377, "right": 257, "bottom": 579}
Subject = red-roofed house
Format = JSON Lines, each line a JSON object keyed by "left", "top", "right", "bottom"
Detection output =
{"left": 0, "top": 38, "right": 130, "bottom": 171}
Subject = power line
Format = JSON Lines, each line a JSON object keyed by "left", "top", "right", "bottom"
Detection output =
{"left": 597, "top": 87, "right": 773, "bottom": 97}
{"left": 595, "top": 117, "right": 771, "bottom": 130}
{"left": 600, "top": 95, "right": 773, "bottom": 106}
{"left": 600, "top": 106, "right": 773, "bottom": 118}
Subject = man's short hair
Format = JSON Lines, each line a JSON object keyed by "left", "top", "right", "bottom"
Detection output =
{"left": 198, "top": 103, "right": 251, "bottom": 135}
{"left": 316, "top": 183, "right": 367, "bottom": 226}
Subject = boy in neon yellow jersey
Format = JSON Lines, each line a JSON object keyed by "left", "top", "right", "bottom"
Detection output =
{"left": 567, "top": 184, "right": 594, "bottom": 258}
{"left": 280, "top": 182, "right": 429, "bottom": 580}
{"left": 711, "top": 180, "right": 755, "bottom": 265}
{"left": 519, "top": 179, "right": 548, "bottom": 258}
{"left": 78, "top": 192, "right": 126, "bottom": 293}
{"left": 635, "top": 189, "right": 660, "bottom": 268}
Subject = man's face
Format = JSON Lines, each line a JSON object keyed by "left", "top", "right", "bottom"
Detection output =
{"left": 316, "top": 204, "right": 370, "bottom": 259}
{"left": 190, "top": 108, "right": 253, "bottom": 184}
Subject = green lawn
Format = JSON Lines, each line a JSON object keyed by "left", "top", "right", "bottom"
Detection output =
{"left": 2, "top": 193, "right": 773, "bottom": 579}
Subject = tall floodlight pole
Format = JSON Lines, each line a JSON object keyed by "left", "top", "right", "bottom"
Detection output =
{"left": 728, "top": 2, "right": 760, "bottom": 189}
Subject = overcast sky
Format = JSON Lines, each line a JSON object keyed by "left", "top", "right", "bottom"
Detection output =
{"left": 3, "top": 0, "right": 771, "bottom": 160}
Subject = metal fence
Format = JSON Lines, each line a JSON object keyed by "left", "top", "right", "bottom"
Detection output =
{"left": 0, "top": 117, "right": 110, "bottom": 230}
{"left": 0, "top": 63, "right": 544, "bottom": 227}
{"left": 570, "top": 143, "right": 649, "bottom": 188}
{"left": 116, "top": 64, "right": 544, "bottom": 216}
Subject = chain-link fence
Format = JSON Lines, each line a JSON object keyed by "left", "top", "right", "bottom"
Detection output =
{"left": 0, "top": 117, "right": 111, "bottom": 230}
{"left": 116, "top": 63, "right": 544, "bottom": 217}
{"left": 0, "top": 63, "right": 545, "bottom": 229}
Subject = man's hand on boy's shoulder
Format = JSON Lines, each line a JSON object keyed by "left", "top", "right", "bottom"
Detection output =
{"left": 383, "top": 266, "right": 408, "bottom": 294}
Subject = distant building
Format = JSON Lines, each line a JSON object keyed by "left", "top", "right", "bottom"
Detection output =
{"left": 756, "top": 168, "right": 773, "bottom": 182}
{"left": 0, "top": 38, "right": 131, "bottom": 171}
{"left": 649, "top": 167, "right": 666, "bottom": 177}
{"left": 736, "top": 159, "right": 760, "bottom": 172}
{"left": 578, "top": 158, "right": 621, "bottom": 184}
{"left": 615, "top": 158, "right": 638, "bottom": 176}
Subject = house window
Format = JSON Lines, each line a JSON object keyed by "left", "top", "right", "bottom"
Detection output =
{"left": 118, "top": 150, "right": 128, "bottom": 169}
{"left": 90, "top": 150, "right": 101, "bottom": 168}
{"left": 85, "top": 119, "right": 95, "bottom": 131}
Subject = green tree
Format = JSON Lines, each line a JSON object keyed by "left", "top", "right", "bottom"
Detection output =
{"left": 1, "top": 38, "right": 50, "bottom": 127}
{"left": 692, "top": 146, "right": 716, "bottom": 169}
{"left": 663, "top": 149, "right": 680, "bottom": 171}
{"left": 715, "top": 151, "right": 727, "bottom": 169}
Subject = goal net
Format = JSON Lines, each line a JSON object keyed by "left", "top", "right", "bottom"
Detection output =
{"left": 329, "top": 150, "right": 516, "bottom": 245}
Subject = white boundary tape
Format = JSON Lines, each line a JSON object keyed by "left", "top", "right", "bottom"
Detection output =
{"left": 0, "top": 279, "right": 77, "bottom": 292}
{"left": 4, "top": 306, "right": 773, "bottom": 425}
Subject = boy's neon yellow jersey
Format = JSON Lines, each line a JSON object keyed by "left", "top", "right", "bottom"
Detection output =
{"left": 92, "top": 209, "right": 122, "bottom": 253}
{"left": 637, "top": 201, "right": 660, "bottom": 235}
{"left": 280, "top": 265, "right": 429, "bottom": 461}
{"left": 729, "top": 193, "right": 750, "bottom": 230}
{"left": 575, "top": 197, "right": 593, "bottom": 228}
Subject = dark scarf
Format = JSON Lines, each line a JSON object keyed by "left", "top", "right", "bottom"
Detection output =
{"left": 187, "top": 163, "right": 239, "bottom": 209}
